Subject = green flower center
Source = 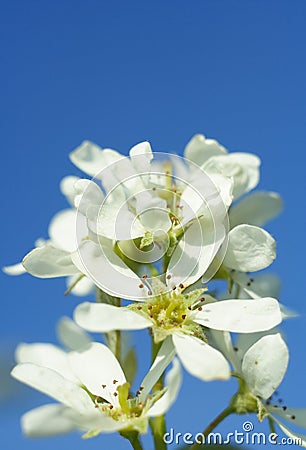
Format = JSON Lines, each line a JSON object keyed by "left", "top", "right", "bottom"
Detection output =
{"left": 129, "top": 288, "right": 207, "bottom": 343}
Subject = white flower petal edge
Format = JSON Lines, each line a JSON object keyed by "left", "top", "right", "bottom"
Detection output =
{"left": 68, "top": 342, "right": 126, "bottom": 407}
{"left": 11, "top": 363, "right": 95, "bottom": 414}
{"left": 71, "top": 240, "right": 147, "bottom": 300}
{"left": 2, "top": 262, "right": 26, "bottom": 275}
{"left": 193, "top": 298, "right": 282, "bottom": 333}
{"left": 74, "top": 302, "right": 152, "bottom": 332}
{"left": 22, "top": 244, "right": 79, "bottom": 277}
{"left": 272, "top": 417, "right": 306, "bottom": 448}
{"left": 229, "top": 191, "right": 283, "bottom": 228}
{"left": 172, "top": 333, "right": 230, "bottom": 381}
{"left": 140, "top": 337, "right": 176, "bottom": 400}
{"left": 21, "top": 404, "right": 79, "bottom": 437}
{"left": 223, "top": 224, "right": 276, "bottom": 272}
{"left": 241, "top": 334, "right": 289, "bottom": 400}
{"left": 15, "top": 343, "right": 78, "bottom": 383}
{"left": 69, "top": 141, "right": 123, "bottom": 177}
{"left": 148, "top": 358, "right": 182, "bottom": 417}
{"left": 56, "top": 316, "right": 92, "bottom": 351}
{"left": 184, "top": 134, "right": 227, "bottom": 167}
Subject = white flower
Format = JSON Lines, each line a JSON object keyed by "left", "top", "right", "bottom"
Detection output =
{"left": 11, "top": 336, "right": 181, "bottom": 437}
{"left": 184, "top": 134, "right": 261, "bottom": 200}
{"left": 209, "top": 330, "right": 306, "bottom": 446}
{"left": 74, "top": 277, "right": 282, "bottom": 383}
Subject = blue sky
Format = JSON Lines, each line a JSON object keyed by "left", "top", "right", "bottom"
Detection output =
{"left": 1, "top": 1, "right": 306, "bottom": 449}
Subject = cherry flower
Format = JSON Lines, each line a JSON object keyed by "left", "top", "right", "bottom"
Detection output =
{"left": 11, "top": 337, "right": 181, "bottom": 438}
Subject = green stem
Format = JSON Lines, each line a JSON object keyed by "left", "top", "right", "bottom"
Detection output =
{"left": 120, "top": 430, "right": 143, "bottom": 450}
{"left": 189, "top": 406, "right": 234, "bottom": 450}
{"left": 149, "top": 339, "right": 167, "bottom": 450}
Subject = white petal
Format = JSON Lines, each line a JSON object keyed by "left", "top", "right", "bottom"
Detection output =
{"left": 56, "top": 316, "right": 92, "bottom": 351}
{"left": 15, "top": 343, "right": 78, "bottom": 383}
{"left": 66, "top": 274, "right": 95, "bottom": 296}
{"left": 136, "top": 193, "right": 171, "bottom": 233}
{"left": 206, "top": 329, "right": 240, "bottom": 372}
{"left": 140, "top": 337, "right": 176, "bottom": 401}
{"left": 229, "top": 191, "right": 283, "bottom": 227}
{"left": 68, "top": 342, "right": 126, "bottom": 407}
{"left": 11, "top": 363, "right": 94, "bottom": 414}
{"left": 179, "top": 165, "right": 230, "bottom": 226}
{"left": 59, "top": 176, "right": 80, "bottom": 206}
{"left": 172, "top": 333, "right": 230, "bottom": 381}
{"left": 167, "top": 216, "right": 225, "bottom": 288}
{"left": 203, "top": 152, "right": 260, "bottom": 199}
{"left": 74, "top": 179, "right": 104, "bottom": 215}
{"left": 271, "top": 417, "right": 306, "bottom": 447}
{"left": 71, "top": 240, "right": 147, "bottom": 300}
{"left": 271, "top": 407, "right": 306, "bottom": 429}
{"left": 96, "top": 201, "right": 145, "bottom": 240}
{"left": 21, "top": 404, "right": 77, "bottom": 436}
{"left": 2, "top": 262, "right": 26, "bottom": 275}
{"left": 148, "top": 358, "right": 182, "bottom": 417}
{"left": 22, "top": 244, "right": 79, "bottom": 277}
{"left": 184, "top": 134, "right": 227, "bottom": 167}
{"left": 69, "top": 141, "right": 123, "bottom": 177}
{"left": 241, "top": 333, "right": 289, "bottom": 399}
{"left": 49, "top": 209, "right": 85, "bottom": 253}
{"left": 223, "top": 224, "right": 276, "bottom": 272}
{"left": 129, "top": 141, "right": 153, "bottom": 174}
{"left": 193, "top": 298, "right": 282, "bottom": 333}
{"left": 74, "top": 303, "right": 152, "bottom": 332}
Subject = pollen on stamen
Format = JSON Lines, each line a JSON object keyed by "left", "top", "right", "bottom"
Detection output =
{"left": 200, "top": 297, "right": 206, "bottom": 302}
{"left": 197, "top": 306, "right": 202, "bottom": 311}
{"left": 139, "top": 386, "right": 144, "bottom": 391}
{"left": 282, "top": 406, "right": 287, "bottom": 411}
{"left": 142, "top": 274, "right": 148, "bottom": 279}
{"left": 188, "top": 306, "right": 192, "bottom": 310}
{"left": 148, "top": 290, "right": 152, "bottom": 296}
{"left": 148, "top": 305, "right": 153, "bottom": 310}
{"left": 179, "top": 283, "right": 184, "bottom": 289}
{"left": 102, "top": 384, "right": 106, "bottom": 388}
{"left": 113, "top": 392, "right": 118, "bottom": 397}
{"left": 137, "top": 305, "right": 142, "bottom": 310}
{"left": 109, "top": 405, "right": 114, "bottom": 410}
{"left": 291, "top": 415, "right": 296, "bottom": 420}
{"left": 139, "top": 283, "right": 144, "bottom": 288}
{"left": 166, "top": 274, "right": 172, "bottom": 280}
{"left": 182, "top": 314, "right": 186, "bottom": 320}
{"left": 113, "top": 379, "right": 118, "bottom": 384}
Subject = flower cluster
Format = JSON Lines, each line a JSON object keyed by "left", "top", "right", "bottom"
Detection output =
{"left": 6, "top": 134, "right": 306, "bottom": 449}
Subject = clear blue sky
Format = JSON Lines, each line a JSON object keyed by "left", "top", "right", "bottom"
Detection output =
{"left": 1, "top": 1, "right": 306, "bottom": 449}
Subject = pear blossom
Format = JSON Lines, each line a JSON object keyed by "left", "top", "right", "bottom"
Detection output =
{"left": 208, "top": 330, "right": 306, "bottom": 446}
{"left": 183, "top": 133, "right": 261, "bottom": 200}
{"left": 11, "top": 337, "right": 181, "bottom": 437}
{"left": 74, "top": 275, "right": 282, "bottom": 382}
